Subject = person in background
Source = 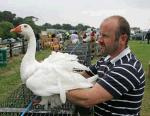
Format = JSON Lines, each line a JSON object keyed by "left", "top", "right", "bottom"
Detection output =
{"left": 82, "top": 31, "right": 87, "bottom": 40}
{"left": 35, "top": 32, "right": 40, "bottom": 51}
{"left": 65, "top": 31, "right": 70, "bottom": 40}
{"left": 51, "top": 34, "right": 60, "bottom": 52}
{"left": 70, "top": 31, "right": 79, "bottom": 44}
{"left": 67, "top": 15, "right": 145, "bottom": 116}
{"left": 56, "top": 32, "right": 63, "bottom": 42}
{"left": 145, "top": 30, "right": 150, "bottom": 44}
{"left": 90, "top": 29, "right": 96, "bottom": 42}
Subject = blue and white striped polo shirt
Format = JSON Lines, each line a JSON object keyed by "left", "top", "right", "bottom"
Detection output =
{"left": 89, "top": 47, "right": 145, "bottom": 116}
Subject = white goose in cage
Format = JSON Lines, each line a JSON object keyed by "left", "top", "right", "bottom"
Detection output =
{"left": 10, "top": 24, "right": 98, "bottom": 108}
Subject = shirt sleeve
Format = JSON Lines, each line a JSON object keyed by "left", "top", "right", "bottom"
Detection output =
{"left": 89, "top": 64, "right": 97, "bottom": 75}
{"left": 97, "top": 65, "right": 140, "bottom": 98}
{"left": 89, "top": 57, "right": 105, "bottom": 75}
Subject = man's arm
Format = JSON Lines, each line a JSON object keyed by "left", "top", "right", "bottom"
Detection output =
{"left": 66, "top": 83, "right": 113, "bottom": 108}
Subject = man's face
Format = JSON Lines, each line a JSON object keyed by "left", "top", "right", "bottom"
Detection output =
{"left": 98, "top": 19, "right": 120, "bottom": 56}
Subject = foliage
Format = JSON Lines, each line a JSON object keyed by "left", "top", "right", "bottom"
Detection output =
{"left": 13, "top": 17, "right": 24, "bottom": 26}
{"left": 52, "top": 24, "right": 62, "bottom": 29}
{"left": 75, "top": 23, "right": 90, "bottom": 31}
{"left": 62, "top": 24, "right": 74, "bottom": 30}
{"left": 42, "top": 23, "right": 52, "bottom": 30}
{"left": 0, "top": 27, "right": 3, "bottom": 37}
{"left": 0, "top": 21, "right": 16, "bottom": 39}
{"left": 0, "top": 11, "right": 40, "bottom": 39}
{"left": 23, "top": 16, "right": 41, "bottom": 33}
{"left": 0, "top": 10, "right": 92, "bottom": 40}
{"left": 0, "top": 11, "right": 16, "bottom": 22}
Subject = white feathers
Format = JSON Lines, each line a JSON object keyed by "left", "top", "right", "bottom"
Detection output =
{"left": 25, "top": 51, "right": 94, "bottom": 104}
{"left": 11, "top": 24, "right": 97, "bottom": 107}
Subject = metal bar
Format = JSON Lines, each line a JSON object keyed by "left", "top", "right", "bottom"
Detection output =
{"left": 0, "top": 108, "right": 24, "bottom": 112}
{"left": 70, "top": 42, "right": 81, "bottom": 54}
{"left": 20, "top": 96, "right": 37, "bottom": 116}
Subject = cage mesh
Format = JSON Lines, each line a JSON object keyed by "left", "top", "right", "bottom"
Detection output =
{"left": 0, "top": 84, "right": 75, "bottom": 116}
{"left": 0, "top": 42, "right": 92, "bottom": 116}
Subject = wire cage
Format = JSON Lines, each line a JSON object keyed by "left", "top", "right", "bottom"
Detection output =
{"left": 62, "top": 42, "right": 93, "bottom": 116}
{"left": 0, "top": 42, "right": 92, "bottom": 116}
{"left": 63, "top": 42, "right": 91, "bottom": 66}
{"left": 0, "top": 84, "right": 75, "bottom": 116}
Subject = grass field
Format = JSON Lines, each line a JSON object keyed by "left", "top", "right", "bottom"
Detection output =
{"left": 129, "top": 41, "right": 150, "bottom": 116}
{"left": 0, "top": 40, "right": 150, "bottom": 115}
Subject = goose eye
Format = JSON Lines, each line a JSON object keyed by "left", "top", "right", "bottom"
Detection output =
{"left": 24, "top": 25, "right": 27, "bottom": 28}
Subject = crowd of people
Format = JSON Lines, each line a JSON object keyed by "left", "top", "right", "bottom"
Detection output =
{"left": 38, "top": 27, "right": 100, "bottom": 55}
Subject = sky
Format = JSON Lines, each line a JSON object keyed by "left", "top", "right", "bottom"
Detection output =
{"left": 1, "top": 0, "right": 150, "bottom": 30}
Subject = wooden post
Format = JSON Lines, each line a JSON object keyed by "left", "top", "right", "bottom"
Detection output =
{"left": 9, "top": 41, "right": 13, "bottom": 57}
{"left": 148, "top": 62, "right": 150, "bottom": 78}
{"left": 22, "top": 38, "right": 25, "bottom": 54}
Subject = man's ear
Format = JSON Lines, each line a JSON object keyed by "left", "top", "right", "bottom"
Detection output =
{"left": 119, "top": 34, "right": 128, "bottom": 45}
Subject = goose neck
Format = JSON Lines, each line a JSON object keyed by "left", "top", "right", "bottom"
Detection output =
{"left": 24, "top": 34, "right": 36, "bottom": 60}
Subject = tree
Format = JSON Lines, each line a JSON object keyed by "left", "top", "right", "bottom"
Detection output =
{"left": 0, "top": 27, "right": 3, "bottom": 38}
{"left": 0, "top": 10, "right": 93, "bottom": 37}
{"left": 24, "top": 16, "right": 36, "bottom": 26}
{"left": 42, "top": 23, "right": 52, "bottom": 30}
{"left": 0, "top": 11, "right": 16, "bottom": 22}
{"left": 77, "top": 24, "right": 91, "bottom": 31}
{"left": 62, "top": 24, "right": 74, "bottom": 30}
{"left": 52, "top": 24, "right": 62, "bottom": 29}
{"left": 0, "top": 21, "right": 16, "bottom": 39}
{"left": 13, "top": 17, "right": 24, "bottom": 26}
{"left": 75, "top": 23, "right": 87, "bottom": 31}
{"left": 23, "top": 16, "right": 40, "bottom": 33}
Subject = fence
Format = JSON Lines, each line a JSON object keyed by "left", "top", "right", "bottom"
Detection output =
{"left": 0, "top": 39, "right": 28, "bottom": 58}
{"left": 63, "top": 42, "right": 91, "bottom": 66}
{"left": 63, "top": 42, "right": 94, "bottom": 116}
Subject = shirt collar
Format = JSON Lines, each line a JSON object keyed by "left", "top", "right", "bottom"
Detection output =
{"left": 104, "top": 47, "right": 131, "bottom": 64}
{"left": 104, "top": 55, "right": 111, "bottom": 62}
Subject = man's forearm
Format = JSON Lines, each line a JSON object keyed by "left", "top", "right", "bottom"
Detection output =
{"left": 66, "top": 88, "right": 91, "bottom": 108}
{"left": 66, "top": 84, "right": 113, "bottom": 108}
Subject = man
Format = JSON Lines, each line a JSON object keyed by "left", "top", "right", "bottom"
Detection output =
{"left": 70, "top": 31, "right": 79, "bottom": 44}
{"left": 67, "top": 15, "right": 145, "bottom": 116}
{"left": 35, "top": 32, "right": 40, "bottom": 51}
{"left": 145, "top": 30, "right": 150, "bottom": 44}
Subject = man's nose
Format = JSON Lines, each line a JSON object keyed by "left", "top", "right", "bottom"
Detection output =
{"left": 98, "top": 36, "right": 105, "bottom": 46}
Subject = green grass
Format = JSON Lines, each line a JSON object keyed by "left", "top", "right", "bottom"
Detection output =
{"left": 129, "top": 41, "right": 150, "bottom": 116}
{"left": 129, "top": 41, "right": 150, "bottom": 74}
{"left": 0, "top": 41, "right": 150, "bottom": 115}
{"left": 0, "top": 48, "right": 52, "bottom": 103}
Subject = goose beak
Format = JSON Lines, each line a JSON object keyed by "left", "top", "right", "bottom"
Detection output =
{"left": 10, "top": 25, "right": 22, "bottom": 33}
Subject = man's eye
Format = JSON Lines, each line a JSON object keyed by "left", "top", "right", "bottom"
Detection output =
{"left": 101, "top": 34, "right": 108, "bottom": 38}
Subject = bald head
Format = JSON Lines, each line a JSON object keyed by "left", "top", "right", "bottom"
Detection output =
{"left": 101, "top": 15, "right": 130, "bottom": 42}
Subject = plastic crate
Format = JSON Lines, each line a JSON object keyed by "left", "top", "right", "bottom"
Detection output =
{"left": 0, "top": 47, "right": 7, "bottom": 67}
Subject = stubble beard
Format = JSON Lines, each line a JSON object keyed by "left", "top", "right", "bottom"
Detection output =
{"left": 100, "top": 40, "right": 119, "bottom": 56}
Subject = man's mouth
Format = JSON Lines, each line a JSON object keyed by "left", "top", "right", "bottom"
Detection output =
{"left": 99, "top": 41, "right": 105, "bottom": 46}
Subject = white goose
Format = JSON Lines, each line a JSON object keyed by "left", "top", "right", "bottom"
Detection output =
{"left": 10, "top": 24, "right": 98, "bottom": 107}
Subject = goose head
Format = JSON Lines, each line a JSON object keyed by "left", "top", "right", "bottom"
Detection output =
{"left": 10, "top": 24, "right": 34, "bottom": 38}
